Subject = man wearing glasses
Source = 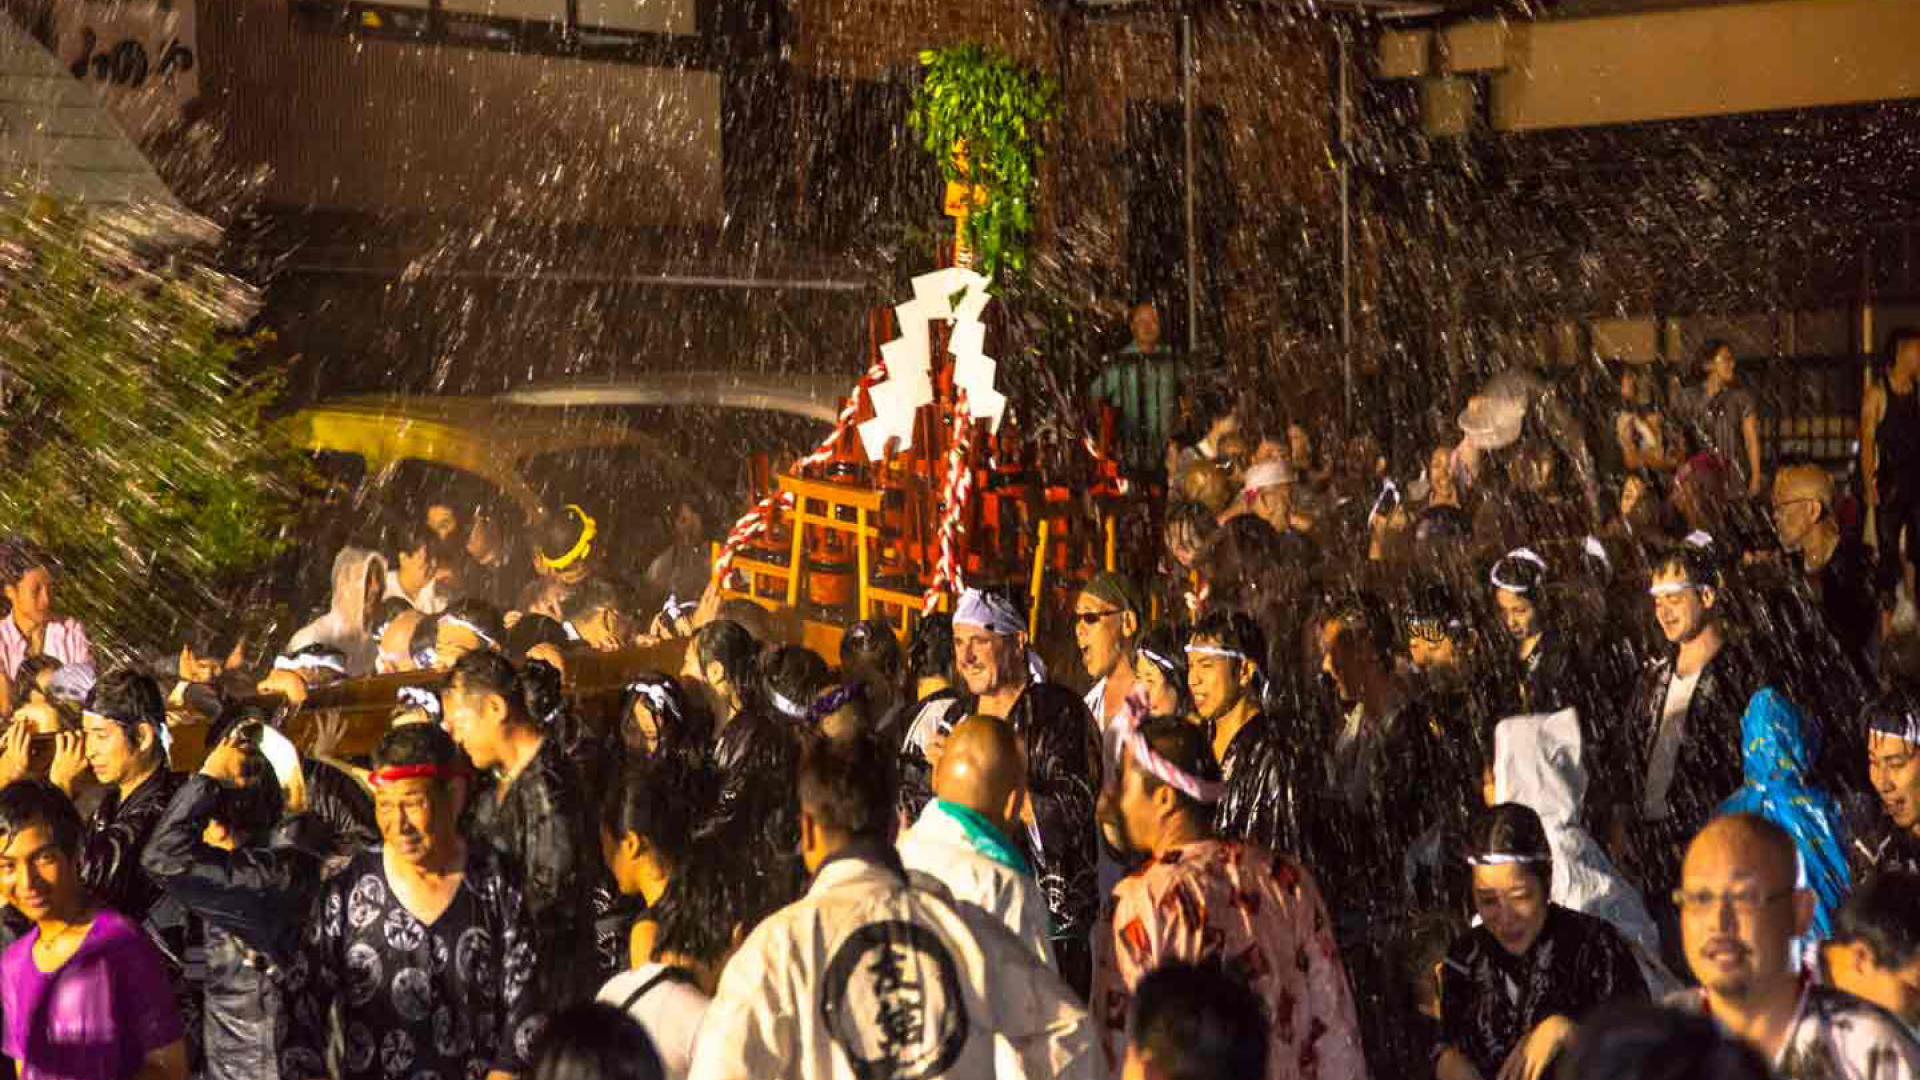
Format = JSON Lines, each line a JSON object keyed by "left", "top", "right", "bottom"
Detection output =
{"left": 1770, "top": 465, "right": 1879, "bottom": 681}
{"left": 1667, "top": 814, "right": 1920, "bottom": 1078}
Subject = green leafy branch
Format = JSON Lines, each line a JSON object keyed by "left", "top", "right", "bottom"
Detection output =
{"left": 0, "top": 194, "right": 302, "bottom": 658}
{"left": 907, "top": 44, "right": 1058, "bottom": 282}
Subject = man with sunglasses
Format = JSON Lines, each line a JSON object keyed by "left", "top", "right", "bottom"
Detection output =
{"left": 1667, "top": 814, "right": 1920, "bottom": 1079}
{"left": 1074, "top": 573, "right": 1146, "bottom": 767}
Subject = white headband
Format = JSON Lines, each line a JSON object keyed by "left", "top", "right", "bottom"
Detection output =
{"left": 768, "top": 687, "right": 809, "bottom": 721}
{"left": 1184, "top": 643, "right": 1248, "bottom": 661}
{"left": 273, "top": 652, "right": 347, "bottom": 676}
{"left": 440, "top": 614, "right": 498, "bottom": 651}
{"left": 1648, "top": 581, "right": 1702, "bottom": 597}
{"left": 954, "top": 589, "right": 1024, "bottom": 637}
{"left": 1490, "top": 548, "right": 1549, "bottom": 593}
{"left": 1467, "top": 852, "right": 1551, "bottom": 866}
{"left": 396, "top": 686, "right": 442, "bottom": 719}
{"left": 1242, "top": 460, "right": 1295, "bottom": 494}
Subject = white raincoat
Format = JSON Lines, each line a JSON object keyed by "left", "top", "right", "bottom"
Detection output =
{"left": 688, "top": 851, "right": 1097, "bottom": 1080}
{"left": 284, "top": 546, "right": 388, "bottom": 677}
{"left": 1492, "top": 709, "right": 1676, "bottom": 991}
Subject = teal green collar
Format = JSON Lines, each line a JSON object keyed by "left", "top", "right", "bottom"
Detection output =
{"left": 932, "top": 799, "right": 1031, "bottom": 877}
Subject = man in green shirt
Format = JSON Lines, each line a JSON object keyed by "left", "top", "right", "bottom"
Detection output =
{"left": 1090, "top": 300, "right": 1181, "bottom": 484}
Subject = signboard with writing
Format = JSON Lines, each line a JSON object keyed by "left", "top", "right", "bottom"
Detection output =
{"left": 54, "top": 0, "right": 198, "bottom": 136}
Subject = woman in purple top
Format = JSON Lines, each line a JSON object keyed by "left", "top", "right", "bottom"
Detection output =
{"left": 0, "top": 541, "right": 92, "bottom": 713}
{"left": 0, "top": 779, "right": 185, "bottom": 1080}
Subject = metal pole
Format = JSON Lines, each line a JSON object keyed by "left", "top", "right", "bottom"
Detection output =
{"left": 1183, "top": 11, "right": 1199, "bottom": 356}
{"left": 1338, "top": 27, "right": 1353, "bottom": 423}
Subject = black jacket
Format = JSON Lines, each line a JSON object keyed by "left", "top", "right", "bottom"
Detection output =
{"left": 957, "top": 680, "right": 1101, "bottom": 994}
{"left": 301, "top": 759, "right": 378, "bottom": 862}
{"left": 466, "top": 735, "right": 600, "bottom": 1004}
{"left": 1622, "top": 638, "right": 1764, "bottom": 892}
{"left": 82, "top": 766, "right": 185, "bottom": 926}
{"left": 141, "top": 775, "right": 328, "bottom": 1080}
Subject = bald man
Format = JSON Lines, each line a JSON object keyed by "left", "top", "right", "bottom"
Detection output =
{"left": 1771, "top": 465, "right": 1879, "bottom": 674}
{"left": 1666, "top": 814, "right": 1920, "bottom": 1078}
{"left": 898, "top": 714, "right": 1052, "bottom": 966}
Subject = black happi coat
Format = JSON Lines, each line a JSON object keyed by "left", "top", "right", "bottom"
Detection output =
{"left": 140, "top": 774, "right": 329, "bottom": 1080}
{"left": 958, "top": 680, "right": 1102, "bottom": 990}
{"left": 282, "top": 845, "right": 543, "bottom": 1080}
{"left": 465, "top": 735, "right": 600, "bottom": 1004}
{"left": 1621, "top": 639, "right": 1763, "bottom": 893}
{"left": 1439, "top": 904, "right": 1648, "bottom": 1078}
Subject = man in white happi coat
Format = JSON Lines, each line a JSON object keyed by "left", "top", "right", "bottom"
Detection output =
{"left": 688, "top": 736, "right": 1097, "bottom": 1080}
{"left": 898, "top": 715, "right": 1052, "bottom": 966}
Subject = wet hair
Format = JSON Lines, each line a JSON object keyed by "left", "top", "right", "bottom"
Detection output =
{"left": 692, "top": 620, "right": 762, "bottom": 706}
{"left": 1833, "top": 871, "right": 1920, "bottom": 971}
{"left": 13, "top": 655, "right": 62, "bottom": 698}
{"left": 1698, "top": 338, "right": 1735, "bottom": 368}
{"left": 761, "top": 645, "right": 833, "bottom": 722}
{"left": 394, "top": 520, "right": 440, "bottom": 562}
{"left": 1166, "top": 500, "right": 1220, "bottom": 552}
{"left": 1188, "top": 610, "right": 1266, "bottom": 674}
{"left": 370, "top": 597, "right": 418, "bottom": 642}
{"left": 714, "top": 600, "right": 772, "bottom": 641}
{"left": 604, "top": 755, "right": 711, "bottom": 872}
{"left": 1130, "top": 717, "right": 1221, "bottom": 818}
{"left": 536, "top": 506, "right": 599, "bottom": 568}
{"left": 373, "top": 723, "right": 461, "bottom": 773}
{"left": 1318, "top": 591, "right": 1399, "bottom": 666}
{"left": 1469, "top": 803, "right": 1554, "bottom": 895}
{"left": 528, "top": 1002, "right": 666, "bottom": 1080}
{"left": 1651, "top": 543, "right": 1721, "bottom": 592}
{"left": 403, "top": 614, "right": 435, "bottom": 664}
{"left": 907, "top": 614, "right": 955, "bottom": 688}
{"left": 211, "top": 746, "right": 285, "bottom": 841}
{"left": 441, "top": 598, "right": 506, "bottom": 651}
{"left": 840, "top": 620, "right": 903, "bottom": 686}
{"left": 1554, "top": 1001, "right": 1770, "bottom": 1080}
{"left": 1404, "top": 582, "right": 1472, "bottom": 647}
{"left": 1127, "top": 961, "right": 1269, "bottom": 1080}
{"left": 1135, "top": 624, "right": 1194, "bottom": 713}
{"left": 0, "top": 779, "right": 82, "bottom": 858}
{"left": 562, "top": 579, "right": 628, "bottom": 626}
{"left": 797, "top": 735, "right": 894, "bottom": 842}
{"left": 0, "top": 538, "right": 51, "bottom": 592}
{"left": 506, "top": 614, "right": 570, "bottom": 660}
{"left": 618, "top": 673, "right": 711, "bottom": 761}
{"left": 1886, "top": 327, "right": 1920, "bottom": 370}
{"left": 84, "top": 668, "right": 166, "bottom": 755}
{"left": 521, "top": 659, "right": 566, "bottom": 727}
{"left": 650, "top": 856, "right": 748, "bottom": 970}
{"left": 447, "top": 649, "right": 533, "bottom": 724}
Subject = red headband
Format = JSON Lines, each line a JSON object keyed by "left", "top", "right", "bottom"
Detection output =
{"left": 368, "top": 763, "right": 461, "bottom": 788}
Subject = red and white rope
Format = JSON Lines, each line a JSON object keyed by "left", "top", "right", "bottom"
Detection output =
{"left": 923, "top": 390, "right": 976, "bottom": 612}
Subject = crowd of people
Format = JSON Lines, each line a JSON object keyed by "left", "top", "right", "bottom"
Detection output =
{"left": 0, "top": 320, "right": 1915, "bottom": 1080}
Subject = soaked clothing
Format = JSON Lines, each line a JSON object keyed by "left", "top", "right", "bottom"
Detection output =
{"left": 956, "top": 681, "right": 1102, "bottom": 995}
{"left": 1849, "top": 819, "right": 1920, "bottom": 881}
{"left": 82, "top": 768, "right": 185, "bottom": 928}
{"left": 1667, "top": 977, "right": 1920, "bottom": 1080}
{"left": 140, "top": 774, "right": 329, "bottom": 1080}
{"left": 465, "top": 735, "right": 599, "bottom": 1004}
{"left": 1092, "top": 840, "right": 1366, "bottom": 1080}
{"left": 281, "top": 845, "right": 543, "bottom": 1080}
{"left": 1439, "top": 905, "right": 1648, "bottom": 1078}
{"left": 1624, "top": 641, "right": 1762, "bottom": 896}
{"left": 688, "top": 845, "right": 1097, "bottom": 1080}
{"left": 897, "top": 799, "right": 1052, "bottom": 966}
{"left": 0, "top": 910, "right": 184, "bottom": 1080}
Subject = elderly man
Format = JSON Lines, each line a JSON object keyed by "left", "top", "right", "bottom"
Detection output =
{"left": 1667, "top": 814, "right": 1920, "bottom": 1078}
{"left": 945, "top": 586, "right": 1101, "bottom": 997}
{"left": 1092, "top": 718, "right": 1365, "bottom": 1080}
{"left": 282, "top": 725, "right": 542, "bottom": 1080}
{"left": 897, "top": 715, "right": 1050, "bottom": 965}
{"left": 689, "top": 736, "right": 1096, "bottom": 1080}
